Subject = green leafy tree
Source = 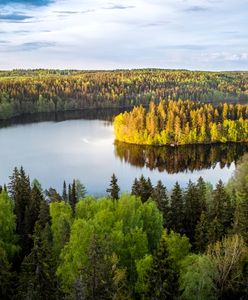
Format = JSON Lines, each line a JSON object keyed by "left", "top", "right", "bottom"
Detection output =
{"left": 50, "top": 201, "right": 73, "bottom": 257}
{"left": 232, "top": 154, "right": 248, "bottom": 243}
{"left": 180, "top": 254, "right": 218, "bottom": 300}
{"left": 0, "top": 191, "right": 18, "bottom": 258}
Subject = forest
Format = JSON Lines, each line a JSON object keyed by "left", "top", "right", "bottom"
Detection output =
{"left": 0, "top": 155, "right": 248, "bottom": 300}
{"left": 0, "top": 69, "right": 248, "bottom": 119}
{"left": 114, "top": 100, "right": 248, "bottom": 145}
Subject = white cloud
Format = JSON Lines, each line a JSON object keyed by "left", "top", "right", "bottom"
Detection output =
{"left": 0, "top": 0, "right": 247, "bottom": 70}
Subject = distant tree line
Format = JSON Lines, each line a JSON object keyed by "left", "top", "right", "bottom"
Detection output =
{"left": 114, "top": 100, "right": 248, "bottom": 145}
{"left": 0, "top": 154, "right": 248, "bottom": 299}
{"left": 0, "top": 69, "right": 248, "bottom": 119}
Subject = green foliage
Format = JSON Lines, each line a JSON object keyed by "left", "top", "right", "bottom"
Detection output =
{"left": 135, "top": 254, "right": 153, "bottom": 295}
{"left": 180, "top": 254, "right": 218, "bottom": 300}
{"left": 0, "top": 191, "right": 18, "bottom": 258}
{"left": 50, "top": 201, "right": 73, "bottom": 257}
{"left": 163, "top": 231, "right": 191, "bottom": 271}
{"left": 58, "top": 194, "right": 163, "bottom": 296}
{"left": 1, "top": 164, "right": 248, "bottom": 298}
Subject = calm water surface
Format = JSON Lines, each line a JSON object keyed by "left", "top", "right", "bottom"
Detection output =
{"left": 0, "top": 114, "right": 247, "bottom": 196}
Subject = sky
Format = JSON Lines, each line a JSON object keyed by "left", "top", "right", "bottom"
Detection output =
{"left": 0, "top": 0, "right": 248, "bottom": 70}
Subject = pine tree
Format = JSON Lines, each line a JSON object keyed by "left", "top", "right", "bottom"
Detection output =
{"left": 145, "top": 233, "right": 178, "bottom": 299}
{"left": 68, "top": 184, "right": 72, "bottom": 205}
{"left": 232, "top": 200, "right": 248, "bottom": 244}
{"left": 0, "top": 246, "right": 13, "bottom": 300}
{"left": 106, "top": 173, "right": 120, "bottom": 200}
{"left": 167, "top": 182, "right": 184, "bottom": 235}
{"left": 152, "top": 180, "right": 169, "bottom": 227}
{"left": 196, "top": 176, "right": 207, "bottom": 212}
{"left": 69, "top": 180, "right": 78, "bottom": 214}
{"left": 194, "top": 212, "right": 209, "bottom": 252}
{"left": 8, "top": 167, "right": 31, "bottom": 237}
{"left": 37, "top": 199, "right": 50, "bottom": 229}
{"left": 75, "top": 179, "right": 87, "bottom": 199}
{"left": 184, "top": 180, "right": 201, "bottom": 244}
{"left": 209, "top": 180, "right": 233, "bottom": 241}
{"left": 131, "top": 178, "right": 140, "bottom": 196}
{"left": 62, "top": 180, "right": 67, "bottom": 202}
{"left": 28, "top": 185, "right": 43, "bottom": 234}
{"left": 132, "top": 175, "right": 153, "bottom": 203}
{"left": 17, "top": 223, "right": 57, "bottom": 300}
{"left": 75, "top": 233, "right": 114, "bottom": 300}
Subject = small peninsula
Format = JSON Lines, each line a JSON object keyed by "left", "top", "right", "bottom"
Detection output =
{"left": 114, "top": 100, "right": 248, "bottom": 145}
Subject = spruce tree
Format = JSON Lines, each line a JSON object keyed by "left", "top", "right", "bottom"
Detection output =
{"left": 131, "top": 178, "right": 140, "bottom": 196}
{"left": 68, "top": 184, "right": 72, "bottom": 205}
{"left": 131, "top": 175, "right": 153, "bottom": 203}
{"left": 106, "top": 173, "right": 120, "bottom": 200}
{"left": 233, "top": 200, "right": 248, "bottom": 244}
{"left": 62, "top": 180, "right": 67, "bottom": 202}
{"left": 69, "top": 180, "right": 78, "bottom": 214}
{"left": 196, "top": 176, "right": 207, "bottom": 213}
{"left": 145, "top": 233, "right": 178, "bottom": 299}
{"left": 209, "top": 180, "right": 233, "bottom": 241}
{"left": 75, "top": 179, "right": 87, "bottom": 199}
{"left": 0, "top": 246, "right": 13, "bottom": 300}
{"left": 184, "top": 180, "right": 201, "bottom": 244}
{"left": 17, "top": 223, "right": 57, "bottom": 300}
{"left": 8, "top": 167, "right": 31, "bottom": 238}
{"left": 37, "top": 199, "right": 51, "bottom": 229}
{"left": 167, "top": 182, "right": 184, "bottom": 234}
{"left": 152, "top": 180, "right": 169, "bottom": 227}
{"left": 194, "top": 211, "right": 209, "bottom": 252}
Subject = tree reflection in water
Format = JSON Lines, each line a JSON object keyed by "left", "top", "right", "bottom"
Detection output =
{"left": 114, "top": 141, "right": 248, "bottom": 173}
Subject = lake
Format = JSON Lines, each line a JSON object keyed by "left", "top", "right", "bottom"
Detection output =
{"left": 0, "top": 110, "right": 247, "bottom": 196}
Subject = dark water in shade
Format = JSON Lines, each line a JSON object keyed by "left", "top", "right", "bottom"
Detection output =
{"left": 0, "top": 110, "right": 247, "bottom": 196}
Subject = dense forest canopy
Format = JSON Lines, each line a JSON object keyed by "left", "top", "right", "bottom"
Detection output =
{"left": 0, "top": 69, "right": 248, "bottom": 119}
{"left": 114, "top": 100, "right": 248, "bottom": 145}
{"left": 0, "top": 155, "right": 248, "bottom": 299}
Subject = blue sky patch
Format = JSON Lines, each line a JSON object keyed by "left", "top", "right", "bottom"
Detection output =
{"left": 0, "top": 13, "right": 32, "bottom": 22}
{"left": 0, "top": 0, "right": 53, "bottom": 6}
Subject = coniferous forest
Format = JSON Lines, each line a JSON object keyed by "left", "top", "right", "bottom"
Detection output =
{"left": 0, "top": 69, "right": 248, "bottom": 119}
{"left": 114, "top": 100, "right": 248, "bottom": 145}
{"left": 1, "top": 155, "right": 248, "bottom": 300}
